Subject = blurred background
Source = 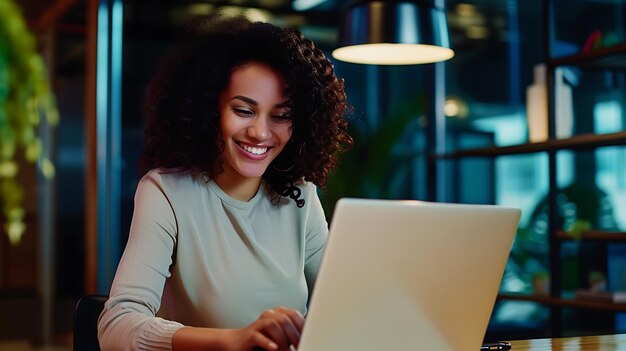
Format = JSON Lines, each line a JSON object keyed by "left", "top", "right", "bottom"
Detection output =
{"left": 2, "top": 0, "right": 626, "bottom": 349}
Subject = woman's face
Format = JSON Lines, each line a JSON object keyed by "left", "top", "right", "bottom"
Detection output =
{"left": 218, "top": 61, "right": 293, "bottom": 182}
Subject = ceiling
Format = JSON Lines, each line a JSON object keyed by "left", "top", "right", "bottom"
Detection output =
{"left": 19, "top": 0, "right": 538, "bottom": 108}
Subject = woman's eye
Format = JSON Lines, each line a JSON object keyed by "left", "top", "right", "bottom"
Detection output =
{"left": 234, "top": 108, "right": 254, "bottom": 117}
{"left": 272, "top": 113, "right": 293, "bottom": 122}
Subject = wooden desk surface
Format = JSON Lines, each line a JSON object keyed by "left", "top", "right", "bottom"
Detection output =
{"left": 510, "top": 334, "right": 626, "bottom": 350}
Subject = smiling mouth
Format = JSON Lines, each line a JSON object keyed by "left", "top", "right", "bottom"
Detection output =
{"left": 237, "top": 142, "right": 269, "bottom": 156}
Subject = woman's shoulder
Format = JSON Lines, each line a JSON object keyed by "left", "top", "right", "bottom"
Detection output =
{"left": 295, "top": 180, "right": 321, "bottom": 207}
{"left": 140, "top": 168, "right": 206, "bottom": 193}
{"left": 298, "top": 180, "right": 319, "bottom": 194}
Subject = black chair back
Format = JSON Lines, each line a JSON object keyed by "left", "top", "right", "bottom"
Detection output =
{"left": 74, "top": 294, "right": 108, "bottom": 351}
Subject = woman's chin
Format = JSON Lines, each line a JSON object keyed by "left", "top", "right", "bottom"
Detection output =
{"left": 235, "top": 165, "right": 270, "bottom": 179}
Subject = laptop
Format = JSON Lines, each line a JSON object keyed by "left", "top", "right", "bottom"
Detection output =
{"left": 298, "top": 198, "right": 521, "bottom": 351}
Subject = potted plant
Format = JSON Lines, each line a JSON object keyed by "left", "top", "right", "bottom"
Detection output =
{"left": 321, "top": 98, "right": 422, "bottom": 219}
{"left": 0, "top": 0, "right": 58, "bottom": 245}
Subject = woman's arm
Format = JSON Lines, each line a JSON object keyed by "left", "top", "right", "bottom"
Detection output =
{"left": 172, "top": 307, "right": 305, "bottom": 351}
{"left": 303, "top": 184, "right": 330, "bottom": 293}
{"left": 98, "top": 172, "right": 184, "bottom": 351}
{"left": 99, "top": 172, "right": 307, "bottom": 351}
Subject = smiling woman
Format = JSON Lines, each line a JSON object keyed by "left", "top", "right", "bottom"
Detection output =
{"left": 216, "top": 62, "right": 293, "bottom": 201}
{"left": 139, "top": 16, "right": 351, "bottom": 208}
{"left": 97, "top": 15, "right": 352, "bottom": 351}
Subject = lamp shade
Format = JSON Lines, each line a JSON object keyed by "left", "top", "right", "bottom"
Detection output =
{"left": 332, "top": 0, "right": 454, "bottom": 65}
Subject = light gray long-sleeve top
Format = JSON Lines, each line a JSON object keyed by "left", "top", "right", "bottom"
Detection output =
{"left": 97, "top": 169, "right": 329, "bottom": 351}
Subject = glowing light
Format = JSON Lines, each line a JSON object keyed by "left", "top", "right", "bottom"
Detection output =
{"left": 293, "top": 0, "right": 328, "bottom": 11}
{"left": 445, "top": 100, "right": 460, "bottom": 117}
{"left": 332, "top": 43, "right": 454, "bottom": 65}
{"left": 444, "top": 96, "right": 468, "bottom": 118}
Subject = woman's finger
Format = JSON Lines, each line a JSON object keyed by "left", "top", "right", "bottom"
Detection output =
{"left": 258, "top": 315, "right": 291, "bottom": 350}
{"left": 249, "top": 331, "right": 279, "bottom": 351}
{"left": 265, "top": 308, "right": 303, "bottom": 349}
{"left": 276, "top": 307, "right": 305, "bottom": 332}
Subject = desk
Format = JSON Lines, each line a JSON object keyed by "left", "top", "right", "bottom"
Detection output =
{"left": 510, "top": 334, "right": 626, "bottom": 350}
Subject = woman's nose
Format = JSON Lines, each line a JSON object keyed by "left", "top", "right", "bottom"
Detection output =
{"left": 247, "top": 116, "right": 270, "bottom": 141}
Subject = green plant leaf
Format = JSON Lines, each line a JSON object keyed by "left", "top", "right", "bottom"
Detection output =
{"left": 0, "top": 0, "right": 59, "bottom": 245}
{"left": 321, "top": 97, "right": 423, "bottom": 219}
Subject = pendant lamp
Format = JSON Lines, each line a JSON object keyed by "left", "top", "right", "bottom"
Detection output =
{"left": 332, "top": 0, "right": 454, "bottom": 65}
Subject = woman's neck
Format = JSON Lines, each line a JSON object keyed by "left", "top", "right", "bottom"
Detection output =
{"left": 213, "top": 171, "right": 262, "bottom": 202}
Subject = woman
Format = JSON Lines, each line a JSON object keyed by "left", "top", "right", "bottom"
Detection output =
{"left": 97, "top": 16, "right": 352, "bottom": 351}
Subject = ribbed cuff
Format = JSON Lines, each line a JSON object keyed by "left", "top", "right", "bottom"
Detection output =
{"left": 137, "top": 317, "right": 185, "bottom": 351}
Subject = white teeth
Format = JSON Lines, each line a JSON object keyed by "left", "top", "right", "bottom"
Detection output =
{"left": 240, "top": 143, "right": 268, "bottom": 155}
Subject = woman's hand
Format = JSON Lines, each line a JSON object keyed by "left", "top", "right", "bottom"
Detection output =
{"left": 172, "top": 307, "right": 304, "bottom": 351}
{"left": 229, "top": 307, "right": 305, "bottom": 351}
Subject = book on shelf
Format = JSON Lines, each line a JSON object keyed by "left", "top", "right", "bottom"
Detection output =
{"left": 575, "top": 290, "right": 626, "bottom": 304}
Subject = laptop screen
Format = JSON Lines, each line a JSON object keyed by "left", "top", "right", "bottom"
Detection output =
{"left": 298, "top": 198, "right": 520, "bottom": 351}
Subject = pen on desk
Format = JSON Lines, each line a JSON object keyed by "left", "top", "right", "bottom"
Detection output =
{"left": 481, "top": 341, "right": 512, "bottom": 350}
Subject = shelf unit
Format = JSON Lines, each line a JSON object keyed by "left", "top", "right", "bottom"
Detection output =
{"left": 440, "top": 1, "right": 626, "bottom": 337}
{"left": 443, "top": 129, "right": 626, "bottom": 333}
{"left": 438, "top": 131, "right": 626, "bottom": 158}
{"left": 543, "top": 0, "right": 626, "bottom": 336}
{"left": 548, "top": 42, "right": 626, "bottom": 71}
{"left": 556, "top": 231, "right": 626, "bottom": 242}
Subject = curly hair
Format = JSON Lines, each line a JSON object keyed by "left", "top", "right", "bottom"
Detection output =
{"left": 141, "top": 16, "right": 352, "bottom": 206}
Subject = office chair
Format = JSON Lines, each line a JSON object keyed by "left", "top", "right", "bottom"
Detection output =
{"left": 73, "top": 294, "right": 108, "bottom": 351}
